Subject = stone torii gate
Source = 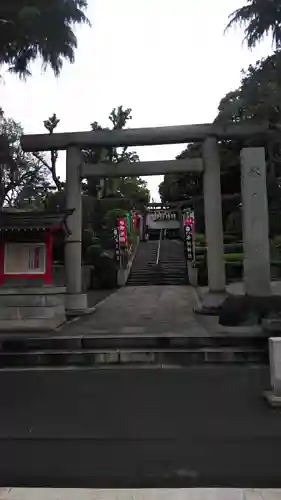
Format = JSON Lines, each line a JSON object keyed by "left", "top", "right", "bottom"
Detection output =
{"left": 21, "top": 122, "right": 271, "bottom": 315}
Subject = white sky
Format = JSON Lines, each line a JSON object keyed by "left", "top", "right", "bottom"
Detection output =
{"left": 0, "top": 0, "right": 273, "bottom": 201}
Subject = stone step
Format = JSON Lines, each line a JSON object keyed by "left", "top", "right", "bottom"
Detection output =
{"left": 0, "top": 333, "right": 268, "bottom": 351}
{"left": 128, "top": 272, "right": 187, "bottom": 277}
{"left": 127, "top": 284, "right": 188, "bottom": 287}
{"left": 130, "top": 279, "right": 188, "bottom": 282}
{"left": 127, "top": 277, "right": 187, "bottom": 281}
{"left": 0, "top": 346, "right": 268, "bottom": 368}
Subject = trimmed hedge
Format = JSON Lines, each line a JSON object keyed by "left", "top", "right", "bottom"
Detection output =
{"left": 224, "top": 253, "right": 243, "bottom": 263}
{"left": 224, "top": 243, "right": 243, "bottom": 254}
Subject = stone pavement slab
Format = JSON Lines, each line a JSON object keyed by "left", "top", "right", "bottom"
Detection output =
{"left": 63, "top": 286, "right": 210, "bottom": 336}
{"left": 0, "top": 489, "right": 281, "bottom": 500}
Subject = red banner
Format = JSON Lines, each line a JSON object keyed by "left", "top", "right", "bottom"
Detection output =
{"left": 118, "top": 217, "right": 127, "bottom": 245}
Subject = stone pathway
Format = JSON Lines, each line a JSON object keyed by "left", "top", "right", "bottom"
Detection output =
{"left": 63, "top": 285, "right": 210, "bottom": 336}
{"left": 0, "top": 489, "right": 280, "bottom": 500}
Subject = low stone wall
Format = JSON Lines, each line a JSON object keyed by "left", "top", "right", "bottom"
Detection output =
{"left": 0, "top": 286, "right": 66, "bottom": 332}
{"left": 117, "top": 238, "right": 139, "bottom": 287}
{"left": 52, "top": 265, "right": 93, "bottom": 291}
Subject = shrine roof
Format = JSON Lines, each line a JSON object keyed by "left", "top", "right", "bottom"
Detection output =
{"left": 0, "top": 209, "right": 74, "bottom": 231}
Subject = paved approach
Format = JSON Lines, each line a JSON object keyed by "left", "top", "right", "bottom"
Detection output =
{"left": 63, "top": 285, "right": 209, "bottom": 336}
{"left": 1, "top": 366, "right": 281, "bottom": 488}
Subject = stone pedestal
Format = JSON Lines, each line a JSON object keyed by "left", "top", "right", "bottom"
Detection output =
{"left": 187, "top": 262, "right": 198, "bottom": 287}
{"left": 0, "top": 286, "right": 66, "bottom": 332}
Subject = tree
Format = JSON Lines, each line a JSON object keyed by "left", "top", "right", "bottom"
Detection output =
{"left": 33, "top": 113, "right": 64, "bottom": 191}
{"left": 159, "top": 141, "right": 241, "bottom": 232}
{"left": 0, "top": 0, "right": 89, "bottom": 77}
{"left": 216, "top": 52, "right": 281, "bottom": 126}
{"left": 84, "top": 106, "right": 150, "bottom": 206}
{"left": 0, "top": 108, "right": 51, "bottom": 207}
{"left": 117, "top": 176, "right": 150, "bottom": 207}
{"left": 226, "top": 0, "right": 281, "bottom": 49}
{"left": 159, "top": 52, "right": 281, "bottom": 234}
{"left": 216, "top": 52, "right": 281, "bottom": 179}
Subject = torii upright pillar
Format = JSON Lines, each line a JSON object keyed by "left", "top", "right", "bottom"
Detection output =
{"left": 65, "top": 146, "right": 88, "bottom": 314}
{"left": 197, "top": 136, "right": 226, "bottom": 313}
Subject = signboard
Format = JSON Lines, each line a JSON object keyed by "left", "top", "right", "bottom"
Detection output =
{"left": 117, "top": 217, "right": 127, "bottom": 245}
{"left": 113, "top": 228, "right": 120, "bottom": 262}
{"left": 184, "top": 224, "right": 194, "bottom": 261}
{"left": 152, "top": 211, "right": 177, "bottom": 221}
{"left": 4, "top": 243, "right": 46, "bottom": 275}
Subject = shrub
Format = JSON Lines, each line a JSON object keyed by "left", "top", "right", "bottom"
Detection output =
{"left": 225, "top": 262, "right": 243, "bottom": 281}
{"left": 94, "top": 253, "right": 118, "bottom": 289}
{"left": 195, "top": 233, "right": 205, "bottom": 243}
{"left": 224, "top": 243, "right": 243, "bottom": 254}
{"left": 219, "top": 295, "right": 281, "bottom": 326}
{"left": 224, "top": 253, "right": 243, "bottom": 263}
{"left": 273, "top": 235, "right": 281, "bottom": 249}
{"left": 195, "top": 246, "right": 206, "bottom": 256}
{"left": 104, "top": 208, "right": 127, "bottom": 232}
{"left": 225, "top": 210, "right": 242, "bottom": 236}
{"left": 224, "top": 234, "right": 238, "bottom": 243}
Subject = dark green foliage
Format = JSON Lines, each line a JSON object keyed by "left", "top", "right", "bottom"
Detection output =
{"left": 225, "top": 262, "right": 243, "bottom": 282}
{"left": 226, "top": 0, "right": 281, "bottom": 49}
{"left": 0, "top": 0, "right": 89, "bottom": 76}
{"left": 160, "top": 51, "right": 281, "bottom": 236}
{"left": 224, "top": 243, "right": 243, "bottom": 254}
{"left": 0, "top": 108, "right": 52, "bottom": 207}
{"left": 103, "top": 208, "right": 128, "bottom": 232}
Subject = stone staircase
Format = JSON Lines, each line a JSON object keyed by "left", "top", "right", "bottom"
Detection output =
{"left": 126, "top": 240, "right": 188, "bottom": 286}
{"left": 0, "top": 334, "right": 268, "bottom": 368}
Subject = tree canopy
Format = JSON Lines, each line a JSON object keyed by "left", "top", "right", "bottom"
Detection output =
{"left": 159, "top": 50, "right": 281, "bottom": 233}
{"left": 0, "top": 108, "right": 52, "bottom": 207}
{"left": 226, "top": 0, "right": 281, "bottom": 49}
{"left": 0, "top": 0, "right": 89, "bottom": 76}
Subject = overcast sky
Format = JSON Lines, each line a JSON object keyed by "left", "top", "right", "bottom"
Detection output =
{"left": 0, "top": 0, "right": 273, "bottom": 201}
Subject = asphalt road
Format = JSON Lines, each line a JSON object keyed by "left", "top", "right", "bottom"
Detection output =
{"left": 0, "top": 366, "right": 281, "bottom": 488}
